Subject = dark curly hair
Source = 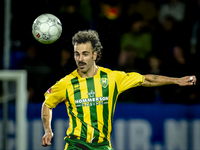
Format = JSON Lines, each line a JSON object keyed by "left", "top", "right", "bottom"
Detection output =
{"left": 72, "top": 30, "right": 103, "bottom": 63}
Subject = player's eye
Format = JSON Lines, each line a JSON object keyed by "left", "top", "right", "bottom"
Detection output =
{"left": 83, "top": 52, "right": 89, "bottom": 56}
{"left": 84, "top": 53, "right": 88, "bottom": 56}
{"left": 75, "top": 53, "right": 79, "bottom": 57}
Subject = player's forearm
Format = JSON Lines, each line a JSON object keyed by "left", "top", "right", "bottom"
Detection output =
{"left": 41, "top": 102, "right": 53, "bottom": 134}
{"left": 142, "top": 75, "right": 178, "bottom": 87}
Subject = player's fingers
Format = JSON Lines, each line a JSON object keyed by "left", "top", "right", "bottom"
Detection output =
{"left": 47, "top": 136, "right": 52, "bottom": 145}
{"left": 41, "top": 137, "right": 46, "bottom": 146}
{"left": 189, "top": 76, "right": 197, "bottom": 85}
{"left": 193, "top": 76, "right": 197, "bottom": 85}
{"left": 44, "top": 136, "right": 49, "bottom": 146}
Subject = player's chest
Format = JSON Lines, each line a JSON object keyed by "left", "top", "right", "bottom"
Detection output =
{"left": 67, "top": 77, "right": 113, "bottom": 107}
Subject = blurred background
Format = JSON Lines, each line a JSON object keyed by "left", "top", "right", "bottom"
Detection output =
{"left": 0, "top": 0, "right": 200, "bottom": 150}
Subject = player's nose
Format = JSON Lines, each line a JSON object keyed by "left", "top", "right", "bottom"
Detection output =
{"left": 78, "top": 54, "right": 83, "bottom": 61}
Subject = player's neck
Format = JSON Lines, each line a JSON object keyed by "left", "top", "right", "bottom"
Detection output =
{"left": 78, "top": 64, "right": 98, "bottom": 78}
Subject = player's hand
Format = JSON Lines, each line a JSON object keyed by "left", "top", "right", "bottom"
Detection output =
{"left": 177, "top": 75, "right": 197, "bottom": 86}
{"left": 41, "top": 132, "right": 53, "bottom": 147}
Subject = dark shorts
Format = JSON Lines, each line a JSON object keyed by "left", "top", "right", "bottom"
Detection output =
{"left": 64, "top": 137, "right": 113, "bottom": 150}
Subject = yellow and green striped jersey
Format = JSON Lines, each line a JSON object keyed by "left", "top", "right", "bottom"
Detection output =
{"left": 44, "top": 66, "right": 144, "bottom": 147}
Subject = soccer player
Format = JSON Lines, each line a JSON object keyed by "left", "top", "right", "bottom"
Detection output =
{"left": 41, "top": 30, "right": 196, "bottom": 150}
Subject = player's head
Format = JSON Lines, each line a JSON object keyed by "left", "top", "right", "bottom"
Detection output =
{"left": 72, "top": 30, "right": 103, "bottom": 63}
{"left": 72, "top": 30, "right": 103, "bottom": 73}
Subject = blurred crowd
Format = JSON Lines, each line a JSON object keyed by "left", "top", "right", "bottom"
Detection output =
{"left": 1, "top": 0, "right": 199, "bottom": 104}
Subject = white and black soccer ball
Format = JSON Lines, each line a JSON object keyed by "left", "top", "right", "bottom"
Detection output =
{"left": 32, "top": 13, "right": 62, "bottom": 44}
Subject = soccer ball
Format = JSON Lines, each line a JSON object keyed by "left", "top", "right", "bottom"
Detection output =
{"left": 32, "top": 13, "right": 62, "bottom": 44}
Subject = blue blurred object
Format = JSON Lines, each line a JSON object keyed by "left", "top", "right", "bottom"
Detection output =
{"left": 1, "top": 102, "right": 200, "bottom": 150}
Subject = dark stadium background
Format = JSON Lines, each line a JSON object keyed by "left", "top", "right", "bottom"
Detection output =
{"left": 0, "top": 0, "right": 200, "bottom": 150}
{"left": 1, "top": 0, "right": 199, "bottom": 104}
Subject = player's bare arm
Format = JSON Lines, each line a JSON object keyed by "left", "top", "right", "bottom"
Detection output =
{"left": 141, "top": 75, "right": 197, "bottom": 87}
{"left": 41, "top": 102, "right": 53, "bottom": 147}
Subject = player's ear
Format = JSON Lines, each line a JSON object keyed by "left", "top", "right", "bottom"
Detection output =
{"left": 93, "top": 51, "right": 97, "bottom": 61}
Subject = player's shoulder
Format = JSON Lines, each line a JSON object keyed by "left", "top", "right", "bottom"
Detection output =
{"left": 99, "top": 66, "right": 124, "bottom": 79}
{"left": 56, "top": 69, "right": 77, "bottom": 84}
{"left": 99, "top": 66, "right": 123, "bottom": 74}
{"left": 101, "top": 67, "right": 143, "bottom": 79}
{"left": 99, "top": 66, "right": 113, "bottom": 73}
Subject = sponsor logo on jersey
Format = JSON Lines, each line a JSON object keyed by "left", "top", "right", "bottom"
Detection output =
{"left": 100, "top": 78, "right": 109, "bottom": 88}
{"left": 87, "top": 90, "right": 96, "bottom": 98}
{"left": 73, "top": 84, "right": 80, "bottom": 91}
{"left": 75, "top": 96, "right": 109, "bottom": 107}
{"left": 73, "top": 90, "right": 108, "bottom": 107}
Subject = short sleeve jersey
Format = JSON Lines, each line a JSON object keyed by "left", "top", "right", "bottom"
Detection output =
{"left": 44, "top": 66, "right": 144, "bottom": 147}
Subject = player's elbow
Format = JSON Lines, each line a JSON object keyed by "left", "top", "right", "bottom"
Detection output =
{"left": 141, "top": 79, "right": 152, "bottom": 87}
{"left": 141, "top": 75, "right": 157, "bottom": 87}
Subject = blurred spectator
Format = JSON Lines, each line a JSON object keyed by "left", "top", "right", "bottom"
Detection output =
{"left": 17, "top": 45, "right": 52, "bottom": 102}
{"left": 10, "top": 41, "right": 26, "bottom": 69}
{"left": 79, "top": 0, "right": 92, "bottom": 25}
{"left": 59, "top": 0, "right": 89, "bottom": 43}
{"left": 127, "top": 0, "right": 158, "bottom": 30}
{"left": 146, "top": 55, "right": 163, "bottom": 103}
{"left": 164, "top": 46, "right": 189, "bottom": 77}
{"left": 190, "top": 2, "right": 200, "bottom": 60}
{"left": 120, "top": 13, "right": 152, "bottom": 60}
{"left": 152, "top": 15, "right": 185, "bottom": 65}
{"left": 95, "top": 0, "right": 125, "bottom": 68}
{"left": 172, "top": 46, "right": 187, "bottom": 71}
{"left": 127, "top": 0, "right": 157, "bottom": 21}
{"left": 119, "top": 13, "right": 152, "bottom": 72}
{"left": 189, "top": 20, "right": 200, "bottom": 103}
{"left": 159, "top": 45, "right": 196, "bottom": 104}
{"left": 51, "top": 47, "right": 76, "bottom": 82}
{"left": 159, "top": 0, "right": 186, "bottom": 23}
{"left": 152, "top": 7, "right": 196, "bottom": 104}
{"left": 148, "top": 55, "right": 162, "bottom": 75}
{"left": 190, "top": 20, "right": 199, "bottom": 55}
{"left": 117, "top": 46, "right": 138, "bottom": 72}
